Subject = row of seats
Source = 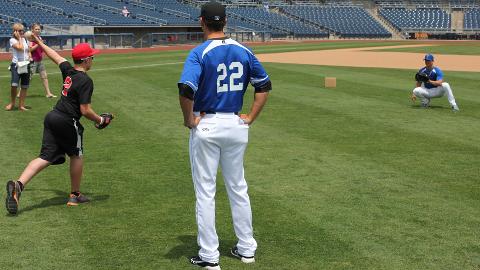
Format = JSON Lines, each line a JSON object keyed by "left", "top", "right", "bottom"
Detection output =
{"left": 410, "top": 0, "right": 441, "bottom": 8}
{"left": 0, "top": 23, "right": 12, "bottom": 35}
{"left": 0, "top": 0, "right": 200, "bottom": 27}
{"left": 464, "top": 9, "right": 480, "bottom": 29}
{"left": 92, "top": 0, "right": 197, "bottom": 25}
{"left": 228, "top": 7, "right": 328, "bottom": 37}
{"left": 379, "top": 8, "right": 451, "bottom": 31}
{"left": 43, "top": 0, "right": 144, "bottom": 25}
{"left": 375, "top": 0, "right": 480, "bottom": 9}
{"left": 0, "top": 0, "right": 82, "bottom": 26}
{"left": 282, "top": 6, "right": 391, "bottom": 37}
{"left": 1, "top": 0, "right": 478, "bottom": 37}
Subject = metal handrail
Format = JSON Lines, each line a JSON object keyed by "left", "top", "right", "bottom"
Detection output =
{"left": 31, "top": 1, "right": 64, "bottom": 14}
{"left": 163, "top": 8, "right": 190, "bottom": 19}
{"left": 130, "top": 1, "right": 155, "bottom": 11}
{"left": 72, "top": 12, "right": 107, "bottom": 25}
{"left": 0, "top": 13, "right": 22, "bottom": 24}
{"left": 136, "top": 14, "right": 167, "bottom": 25}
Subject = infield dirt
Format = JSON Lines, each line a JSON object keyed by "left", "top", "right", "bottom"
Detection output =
{"left": 257, "top": 44, "right": 480, "bottom": 72}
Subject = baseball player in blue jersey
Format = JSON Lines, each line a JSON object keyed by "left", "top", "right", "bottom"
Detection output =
{"left": 411, "top": 54, "right": 459, "bottom": 111}
{"left": 178, "top": 1, "right": 271, "bottom": 269}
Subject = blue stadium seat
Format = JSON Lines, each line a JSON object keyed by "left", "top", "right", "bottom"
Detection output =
{"left": 282, "top": 6, "right": 391, "bottom": 38}
{"left": 379, "top": 8, "right": 451, "bottom": 31}
{"left": 464, "top": 9, "right": 480, "bottom": 29}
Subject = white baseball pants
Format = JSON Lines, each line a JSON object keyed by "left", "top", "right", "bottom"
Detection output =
{"left": 189, "top": 113, "right": 257, "bottom": 263}
{"left": 412, "top": 82, "right": 457, "bottom": 106}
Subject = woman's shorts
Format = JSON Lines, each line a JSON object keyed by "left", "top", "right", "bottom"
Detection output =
{"left": 10, "top": 62, "right": 30, "bottom": 88}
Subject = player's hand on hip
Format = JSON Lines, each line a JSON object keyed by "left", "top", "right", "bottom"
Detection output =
{"left": 240, "top": 114, "right": 252, "bottom": 125}
{"left": 185, "top": 114, "right": 202, "bottom": 129}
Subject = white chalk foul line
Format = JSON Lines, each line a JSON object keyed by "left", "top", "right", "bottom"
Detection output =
{"left": 0, "top": 61, "right": 184, "bottom": 78}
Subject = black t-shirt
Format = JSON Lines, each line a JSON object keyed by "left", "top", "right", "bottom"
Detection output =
{"left": 53, "top": 61, "right": 94, "bottom": 120}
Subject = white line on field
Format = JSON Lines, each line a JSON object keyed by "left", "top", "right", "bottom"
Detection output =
{"left": 0, "top": 61, "right": 184, "bottom": 78}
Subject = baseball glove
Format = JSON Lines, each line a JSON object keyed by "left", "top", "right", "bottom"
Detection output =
{"left": 415, "top": 72, "right": 429, "bottom": 83}
{"left": 95, "top": 113, "right": 114, "bottom": 129}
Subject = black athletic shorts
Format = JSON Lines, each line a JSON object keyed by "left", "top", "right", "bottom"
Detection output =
{"left": 39, "top": 110, "right": 84, "bottom": 165}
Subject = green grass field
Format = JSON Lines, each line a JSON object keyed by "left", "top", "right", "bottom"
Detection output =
{"left": 1, "top": 41, "right": 479, "bottom": 269}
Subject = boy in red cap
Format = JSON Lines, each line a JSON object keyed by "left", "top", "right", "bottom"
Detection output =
{"left": 5, "top": 37, "right": 114, "bottom": 215}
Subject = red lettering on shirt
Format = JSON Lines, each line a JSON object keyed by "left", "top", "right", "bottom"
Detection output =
{"left": 62, "top": 76, "right": 72, "bottom": 96}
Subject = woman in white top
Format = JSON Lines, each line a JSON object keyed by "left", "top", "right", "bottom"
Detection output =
{"left": 5, "top": 23, "right": 31, "bottom": 111}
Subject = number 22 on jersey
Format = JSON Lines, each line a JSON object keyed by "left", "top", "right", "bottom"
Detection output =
{"left": 217, "top": 62, "right": 244, "bottom": 93}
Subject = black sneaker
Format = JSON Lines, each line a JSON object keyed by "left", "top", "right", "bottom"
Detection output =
{"left": 230, "top": 246, "right": 255, "bottom": 263}
{"left": 189, "top": 256, "right": 221, "bottom": 270}
{"left": 67, "top": 192, "right": 90, "bottom": 206}
{"left": 5, "top": 180, "right": 22, "bottom": 214}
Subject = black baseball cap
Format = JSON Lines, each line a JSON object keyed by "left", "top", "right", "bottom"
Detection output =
{"left": 200, "top": 1, "right": 226, "bottom": 21}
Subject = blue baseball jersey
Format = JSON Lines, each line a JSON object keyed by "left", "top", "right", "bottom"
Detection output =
{"left": 179, "top": 38, "right": 270, "bottom": 113}
{"left": 419, "top": 66, "right": 443, "bottom": 89}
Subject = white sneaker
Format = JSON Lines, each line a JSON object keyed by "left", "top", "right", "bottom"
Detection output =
{"left": 452, "top": 104, "right": 459, "bottom": 112}
{"left": 231, "top": 246, "right": 255, "bottom": 264}
{"left": 421, "top": 98, "right": 430, "bottom": 108}
{"left": 190, "top": 256, "right": 220, "bottom": 270}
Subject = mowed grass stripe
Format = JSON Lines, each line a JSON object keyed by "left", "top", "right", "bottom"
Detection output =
{"left": 265, "top": 63, "right": 480, "bottom": 147}
{"left": 250, "top": 41, "right": 410, "bottom": 54}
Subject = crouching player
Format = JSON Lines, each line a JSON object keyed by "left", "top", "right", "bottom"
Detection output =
{"left": 411, "top": 54, "right": 459, "bottom": 111}
{"left": 5, "top": 35, "right": 113, "bottom": 215}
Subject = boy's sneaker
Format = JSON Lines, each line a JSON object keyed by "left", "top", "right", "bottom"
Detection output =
{"left": 189, "top": 256, "right": 220, "bottom": 270}
{"left": 452, "top": 104, "right": 459, "bottom": 112}
{"left": 67, "top": 193, "right": 90, "bottom": 206}
{"left": 230, "top": 246, "right": 255, "bottom": 264}
{"left": 5, "top": 180, "right": 22, "bottom": 214}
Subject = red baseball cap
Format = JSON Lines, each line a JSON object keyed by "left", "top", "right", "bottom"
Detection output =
{"left": 72, "top": 43, "right": 100, "bottom": 60}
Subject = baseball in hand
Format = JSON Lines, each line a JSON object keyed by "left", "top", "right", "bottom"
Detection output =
{"left": 24, "top": 31, "right": 33, "bottom": 41}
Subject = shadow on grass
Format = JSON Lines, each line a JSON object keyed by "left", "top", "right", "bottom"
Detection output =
{"left": 5, "top": 189, "right": 110, "bottom": 216}
{"left": 410, "top": 104, "right": 445, "bottom": 109}
{"left": 164, "top": 235, "right": 196, "bottom": 261}
{"left": 26, "top": 94, "right": 52, "bottom": 98}
{"left": 164, "top": 234, "right": 237, "bottom": 261}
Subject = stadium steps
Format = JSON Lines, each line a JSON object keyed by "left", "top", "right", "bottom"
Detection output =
{"left": 366, "top": 6, "right": 405, "bottom": 39}
{"left": 451, "top": 10, "right": 464, "bottom": 32}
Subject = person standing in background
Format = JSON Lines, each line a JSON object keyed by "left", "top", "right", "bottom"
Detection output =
{"left": 29, "top": 23, "right": 57, "bottom": 98}
{"left": 5, "top": 23, "right": 31, "bottom": 111}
